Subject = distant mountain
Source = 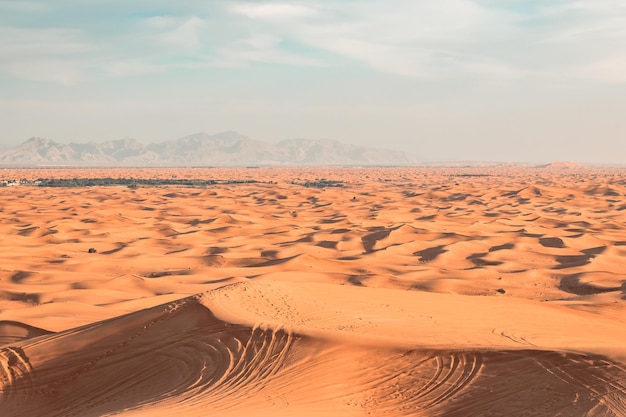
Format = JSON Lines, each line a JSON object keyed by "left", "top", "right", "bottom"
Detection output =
{"left": 276, "top": 138, "right": 412, "bottom": 165}
{"left": 0, "top": 132, "right": 417, "bottom": 166}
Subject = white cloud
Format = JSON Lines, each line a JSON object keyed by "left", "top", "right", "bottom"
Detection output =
{"left": 157, "top": 16, "right": 205, "bottom": 50}
{"left": 1, "top": 0, "right": 626, "bottom": 85}
{"left": 0, "top": 26, "right": 93, "bottom": 84}
{"left": 5, "top": 60, "right": 85, "bottom": 85}
{"left": 221, "top": 0, "right": 626, "bottom": 83}
{"left": 222, "top": 0, "right": 518, "bottom": 79}
{"left": 230, "top": 3, "right": 318, "bottom": 20}
{"left": 0, "top": 26, "right": 92, "bottom": 56}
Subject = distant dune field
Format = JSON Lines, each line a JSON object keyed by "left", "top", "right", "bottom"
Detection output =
{"left": 1, "top": 167, "right": 625, "bottom": 416}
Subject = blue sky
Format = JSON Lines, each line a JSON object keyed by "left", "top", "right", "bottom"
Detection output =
{"left": 1, "top": 0, "right": 625, "bottom": 163}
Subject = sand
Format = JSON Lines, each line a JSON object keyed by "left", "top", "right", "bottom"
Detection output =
{"left": 0, "top": 166, "right": 625, "bottom": 416}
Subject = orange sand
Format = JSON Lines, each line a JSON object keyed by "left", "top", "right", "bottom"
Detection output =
{"left": 1, "top": 166, "right": 625, "bottom": 416}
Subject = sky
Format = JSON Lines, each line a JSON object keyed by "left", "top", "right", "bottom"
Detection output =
{"left": 1, "top": 0, "right": 625, "bottom": 163}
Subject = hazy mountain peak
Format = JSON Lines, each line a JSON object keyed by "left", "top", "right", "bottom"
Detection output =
{"left": 25, "top": 137, "right": 57, "bottom": 147}
{"left": 0, "top": 132, "right": 417, "bottom": 166}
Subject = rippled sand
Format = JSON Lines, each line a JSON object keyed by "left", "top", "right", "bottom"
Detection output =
{"left": 1, "top": 166, "right": 625, "bottom": 416}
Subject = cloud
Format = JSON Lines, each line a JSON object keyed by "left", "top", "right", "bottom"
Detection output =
{"left": 268, "top": 0, "right": 626, "bottom": 83}
{"left": 157, "top": 16, "right": 205, "bottom": 50}
{"left": 211, "top": 34, "right": 325, "bottom": 68}
{"left": 5, "top": 60, "right": 86, "bottom": 85}
{"left": 0, "top": 26, "right": 94, "bottom": 84}
{"left": 221, "top": 0, "right": 522, "bottom": 79}
{"left": 0, "top": 26, "right": 92, "bottom": 57}
{"left": 230, "top": 3, "right": 318, "bottom": 20}
{"left": 1, "top": 0, "right": 625, "bottom": 85}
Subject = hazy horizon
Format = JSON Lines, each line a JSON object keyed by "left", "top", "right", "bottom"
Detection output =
{"left": 1, "top": 1, "right": 625, "bottom": 164}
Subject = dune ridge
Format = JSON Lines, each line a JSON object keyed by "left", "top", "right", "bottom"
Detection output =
{"left": 0, "top": 167, "right": 625, "bottom": 415}
{"left": 1, "top": 281, "right": 625, "bottom": 416}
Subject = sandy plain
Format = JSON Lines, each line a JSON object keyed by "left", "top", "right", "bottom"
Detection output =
{"left": 0, "top": 166, "right": 625, "bottom": 416}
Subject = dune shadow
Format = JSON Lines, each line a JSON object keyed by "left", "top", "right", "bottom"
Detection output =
{"left": 413, "top": 245, "right": 448, "bottom": 263}
{"left": 553, "top": 255, "right": 591, "bottom": 269}
{"left": 489, "top": 243, "right": 514, "bottom": 252}
{"left": 361, "top": 227, "right": 396, "bottom": 253}
{"left": 539, "top": 237, "right": 565, "bottom": 248}
{"left": 9, "top": 271, "right": 33, "bottom": 284}
{"left": 245, "top": 254, "right": 300, "bottom": 268}
{"left": 553, "top": 246, "right": 607, "bottom": 270}
{"left": 0, "top": 321, "right": 52, "bottom": 346}
{"left": 558, "top": 273, "right": 622, "bottom": 296}
{"left": 100, "top": 243, "right": 128, "bottom": 255}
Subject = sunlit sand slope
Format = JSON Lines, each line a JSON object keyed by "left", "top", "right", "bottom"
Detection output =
{"left": 1, "top": 281, "right": 625, "bottom": 417}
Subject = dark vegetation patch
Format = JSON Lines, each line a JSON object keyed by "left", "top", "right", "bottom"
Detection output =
{"left": 291, "top": 179, "right": 345, "bottom": 188}
{"left": 145, "top": 270, "right": 193, "bottom": 278}
{"left": 36, "top": 178, "right": 264, "bottom": 188}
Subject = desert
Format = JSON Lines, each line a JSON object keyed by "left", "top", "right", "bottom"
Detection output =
{"left": 0, "top": 166, "right": 625, "bottom": 416}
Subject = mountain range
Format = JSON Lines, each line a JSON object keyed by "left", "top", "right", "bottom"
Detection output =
{"left": 0, "top": 132, "right": 416, "bottom": 167}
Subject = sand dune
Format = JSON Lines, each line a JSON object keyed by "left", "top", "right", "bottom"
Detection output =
{"left": 1, "top": 166, "right": 625, "bottom": 416}
{"left": 1, "top": 281, "right": 625, "bottom": 416}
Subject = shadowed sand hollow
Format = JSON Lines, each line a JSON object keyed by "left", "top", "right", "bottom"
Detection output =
{"left": 1, "top": 167, "right": 626, "bottom": 416}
